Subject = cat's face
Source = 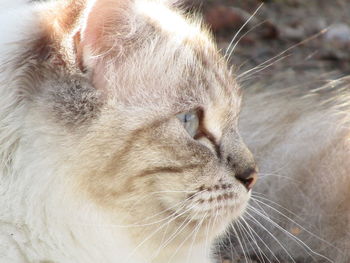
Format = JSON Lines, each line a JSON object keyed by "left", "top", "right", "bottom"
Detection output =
{"left": 29, "top": 0, "right": 257, "bottom": 256}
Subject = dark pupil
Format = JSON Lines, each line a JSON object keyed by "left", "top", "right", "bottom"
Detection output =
{"left": 184, "top": 114, "right": 191, "bottom": 123}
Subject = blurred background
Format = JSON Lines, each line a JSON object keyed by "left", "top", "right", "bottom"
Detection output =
{"left": 183, "top": 0, "right": 350, "bottom": 92}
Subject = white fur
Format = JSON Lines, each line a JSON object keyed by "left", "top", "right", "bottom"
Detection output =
{"left": 0, "top": 2, "right": 220, "bottom": 263}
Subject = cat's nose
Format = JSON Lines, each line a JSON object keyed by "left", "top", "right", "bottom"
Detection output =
{"left": 225, "top": 146, "right": 258, "bottom": 190}
{"left": 222, "top": 131, "right": 258, "bottom": 191}
{"left": 235, "top": 167, "right": 258, "bottom": 191}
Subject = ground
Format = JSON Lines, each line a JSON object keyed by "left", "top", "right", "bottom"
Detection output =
{"left": 186, "top": 0, "right": 350, "bottom": 90}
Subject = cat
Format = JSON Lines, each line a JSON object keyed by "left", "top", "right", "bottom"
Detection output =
{"left": 0, "top": 0, "right": 258, "bottom": 262}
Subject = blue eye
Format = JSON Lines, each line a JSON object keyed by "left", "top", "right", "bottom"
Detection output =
{"left": 176, "top": 111, "right": 199, "bottom": 138}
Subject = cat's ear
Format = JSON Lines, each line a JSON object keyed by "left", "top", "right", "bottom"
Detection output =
{"left": 40, "top": 0, "right": 133, "bottom": 71}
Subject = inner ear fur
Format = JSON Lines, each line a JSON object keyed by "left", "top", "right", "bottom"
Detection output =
{"left": 39, "top": 0, "right": 134, "bottom": 71}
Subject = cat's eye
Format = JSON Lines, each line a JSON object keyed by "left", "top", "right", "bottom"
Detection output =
{"left": 176, "top": 110, "right": 200, "bottom": 138}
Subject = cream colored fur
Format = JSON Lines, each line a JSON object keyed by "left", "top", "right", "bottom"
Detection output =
{"left": 0, "top": 0, "right": 255, "bottom": 262}
{"left": 238, "top": 78, "right": 350, "bottom": 262}
{"left": 3, "top": 1, "right": 348, "bottom": 262}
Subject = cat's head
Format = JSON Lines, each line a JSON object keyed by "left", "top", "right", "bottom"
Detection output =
{"left": 17, "top": 0, "right": 257, "bottom": 257}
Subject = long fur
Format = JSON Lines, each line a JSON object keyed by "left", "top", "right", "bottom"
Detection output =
{"left": 0, "top": 1, "right": 254, "bottom": 262}
{"left": 238, "top": 77, "right": 350, "bottom": 262}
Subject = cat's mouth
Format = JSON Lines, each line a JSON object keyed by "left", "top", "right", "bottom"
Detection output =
{"left": 187, "top": 190, "right": 249, "bottom": 222}
{"left": 166, "top": 183, "right": 250, "bottom": 226}
{"left": 191, "top": 197, "right": 247, "bottom": 220}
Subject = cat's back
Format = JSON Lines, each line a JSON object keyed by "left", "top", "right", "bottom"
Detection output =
{"left": 239, "top": 78, "right": 350, "bottom": 261}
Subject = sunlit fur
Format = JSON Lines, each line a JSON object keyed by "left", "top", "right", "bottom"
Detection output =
{"left": 0, "top": 0, "right": 256, "bottom": 262}
{"left": 238, "top": 78, "right": 350, "bottom": 262}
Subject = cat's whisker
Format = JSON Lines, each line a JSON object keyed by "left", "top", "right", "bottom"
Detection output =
{"left": 236, "top": 218, "right": 267, "bottom": 263}
{"left": 124, "top": 219, "right": 175, "bottom": 263}
{"left": 70, "top": 202, "right": 185, "bottom": 228}
{"left": 215, "top": 216, "right": 233, "bottom": 258}
{"left": 152, "top": 213, "right": 190, "bottom": 261}
{"left": 257, "top": 173, "right": 300, "bottom": 183}
{"left": 230, "top": 222, "right": 250, "bottom": 263}
{"left": 151, "top": 201, "right": 206, "bottom": 258}
{"left": 214, "top": 203, "right": 232, "bottom": 261}
{"left": 168, "top": 212, "right": 207, "bottom": 263}
{"left": 226, "top": 223, "right": 239, "bottom": 262}
{"left": 185, "top": 212, "right": 208, "bottom": 263}
{"left": 237, "top": 28, "right": 329, "bottom": 82}
{"left": 237, "top": 54, "right": 291, "bottom": 83}
{"left": 119, "top": 189, "right": 199, "bottom": 204}
{"left": 224, "top": 223, "right": 241, "bottom": 260}
{"left": 224, "top": 3, "right": 264, "bottom": 61}
{"left": 157, "top": 216, "right": 171, "bottom": 257}
{"left": 224, "top": 19, "right": 269, "bottom": 73}
{"left": 215, "top": 231, "right": 229, "bottom": 261}
{"left": 123, "top": 189, "right": 206, "bottom": 223}
{"left": 154, "top": 213, "right": 194, "bottom": 261}
{"left": 162, "top": 212, "right": 200, "bottom": 263}
{"left": 250, "top": 196, "right": 344, "bottom": 256}
{"left": 106, "top": 190, "right": 207, "bottom": 228}
{"left": 120, "top": 191, "right": 184, "bottom": 217}
{"left": 248, "top": 206, "right": 335, "bottom": 263}
{"left": 245, "top": 209, "right": 297, "bottom": 263}
{"left": 240, "top": 215, "right": 277, "bottom": 263}
{"left": 240, "top": 220, "right": 259, "bottom": 263}
{"left": 218, "top": 223, "right": 237, "bottom": 261}
{"left": 248, "top": 207, "right": 321, "bottom": 262}
{"left": 235, "top": 220, "right": 253, "bottom": 263}
{"left": 231, "top": 19, "right": 268, "bottom": 57}
{"left": 251, "top": 193, "right": 305, "bottom": 222}
{"left": 149, "top": 190, "right": 199, "bottom": 194}
{"left": 204, "top": 209, "right": 213, "bottom": 260}
{"left": 211, "top": 200, "right": 221, "bottom": 229}
{"left": 72, "top": 194, "right": 197, "bottom": 231}
{"left": 249, "top": 196, "right": 272, "bottom": 220}
{"left": 125, "top": 202, "right": 200, "bottom": 263}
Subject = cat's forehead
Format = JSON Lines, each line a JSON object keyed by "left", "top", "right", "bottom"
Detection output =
{"left": 108, "top": 40, "right": 240, "bottom": 121}
{"left": 104, "top": 2, "right": 241, "bottom": 119}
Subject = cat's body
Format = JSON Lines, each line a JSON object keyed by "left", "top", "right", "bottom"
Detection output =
{"left": 0, "top": 0, "right": 257, "bottom": 262}
{"left": 238, "top": 79, "right": 350, "bottom": 262}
